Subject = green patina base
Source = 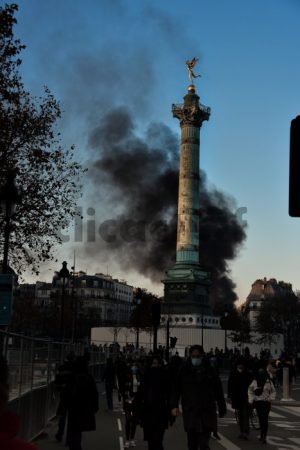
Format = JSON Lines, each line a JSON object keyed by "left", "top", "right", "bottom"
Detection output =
{"left": 162, "top": 262, "right": 211, "bottom": 316}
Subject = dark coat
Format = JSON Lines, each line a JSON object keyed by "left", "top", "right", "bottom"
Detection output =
{"left": 123, "top": 370, "right": 140, "bottom": 418}
{"left": 115, "top": 359, "right": 128, "bottom": 395}
{"left": 227, "top": 369, "right": 253, "bottom": 409}
{"left": 138, "top": 367, "right": 170, "bottom": 441}
{"left": 66, "top": 372, "right": 99, "bottom": 432}
{"left": 171, "top": 358, "right": 226, "bottom": 432}
{"left": 55, "top": 360, "right": 73, "bottom": 416}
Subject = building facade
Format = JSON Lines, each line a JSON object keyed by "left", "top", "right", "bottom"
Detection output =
{"left": 245, "top": 277, "right": 294, "bottom": 327}
{"left": 18, "top": 272, "right": 134, "bottom": 327}
{"left": 52, "top": 272, "right": 133, "bottom": 326}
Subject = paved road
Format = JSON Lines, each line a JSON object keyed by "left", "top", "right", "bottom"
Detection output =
{"left": 35, "top": 381, "right": 300, "bottom": 450}
{"left": 35, "top": 403, "right": 300, "bottom": 450}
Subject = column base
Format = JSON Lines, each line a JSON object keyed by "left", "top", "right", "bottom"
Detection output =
{"left": 162, "top": 263, "right": 211, "bottom": 316}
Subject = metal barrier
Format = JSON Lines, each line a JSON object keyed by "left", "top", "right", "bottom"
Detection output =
{"left": 0, "top": 329, "right": 107, "bottom": 440}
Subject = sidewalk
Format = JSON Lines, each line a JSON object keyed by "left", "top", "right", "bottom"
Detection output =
{"left": 34, "top": 379, "right": 300, "bottom": 449}
{"left": 35, "top": 405, "right": 229, "bottom": 450}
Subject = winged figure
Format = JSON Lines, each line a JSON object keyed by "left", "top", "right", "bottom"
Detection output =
{"left": 185, "top": 57, "right": 201, "bottom": 83}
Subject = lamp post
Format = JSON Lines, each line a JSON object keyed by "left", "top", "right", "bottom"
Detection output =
{"left": 296, "top": 319, "right": 300, "bottom": 353}
{"left": 70, "top": 266, "right": 77, "bottom": 343}
{"left": 58, "top": 261, "right": 70, "bottom": 342}
{"left": 152, "top": 298, "right": 161, "bottom": 353}
{"left": 166, "top": 315, "right": 170, "bottom": 362}
{"left": 134, "top": 288, "right": 142, "bottom": 349}
{"left": 286, "top": 319, "right": 291, "bottom": 353}
{"left": 136, "top": 299, "right": 141, "bottom": 349}
{"left": 224, "top": 310, "right": 229, "bottom": 353}
{"left": 0, "top": 169, "right": 21, "bottom": 274}
{"left": 201, "top": 309, "right": 204, "bottom": 348}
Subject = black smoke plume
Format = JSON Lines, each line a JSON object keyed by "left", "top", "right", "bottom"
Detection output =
{"left": 87, "top": 107, "right": 246, "bottom": 307}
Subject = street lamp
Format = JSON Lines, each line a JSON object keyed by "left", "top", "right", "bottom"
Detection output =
{"left": 134, "top": 288, "right": 142, "bottom": 349}
{"left": 286, "top": 319, "right": 291, "bottom": 353}
{"left": 0, "top": 169, "right": 21, "bottom": 274}
{"left": 70, "top": 266, "right": 77, "bottom": 343}
{"left": 152, "top": 298, "right": 161, "bottom": 353}
{"left": 224, "top": 310, "right": 229, "bottom": 353}
{"left": 58, "top": 261, "right": 70, "bottom": 341}
{"left": 166, "top": 315, "right": 170, "bottom": 362}
{"left": 201, "top": 308, "right": 204, "bottom": 348}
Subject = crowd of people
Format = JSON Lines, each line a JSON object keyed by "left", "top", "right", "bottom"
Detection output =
{"left": 99, "top": 345, "right": 227, "bottom": 450}
{"left": 100, "top": 345, "right": 298, "bottom": 448}
{"left": 54, "top": 344, "right": 227, "bottom": 450}
{"left": 0, "top": 345, "right": 298, "bottom": 450}
{"left": 227, "top": 348, "right": 298, "bottom": 444}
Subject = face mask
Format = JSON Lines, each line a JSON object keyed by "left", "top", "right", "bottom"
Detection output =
{"left": 237, "top": 368, "right": 244, "bottom": 373}
{"left": 191, "top": 357, "right": 202, "bottom": 367}
{"left": 131, "top": 367, "right": 138, "bottom": 374}
{"left": 258, "top": 374, "right": 267, "bottom": 382}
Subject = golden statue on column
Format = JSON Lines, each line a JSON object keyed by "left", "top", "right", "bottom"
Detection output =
{"left": 185, "top": 57, "right": 201, "bottom": 84}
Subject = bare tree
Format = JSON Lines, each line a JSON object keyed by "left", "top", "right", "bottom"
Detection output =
{"left": 0, "top": 4, "right": 85, "bottom": 274}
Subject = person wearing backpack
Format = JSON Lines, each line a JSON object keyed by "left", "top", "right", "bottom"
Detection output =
{"left": 65, "top": 356, "right": 99, "bottom": 450}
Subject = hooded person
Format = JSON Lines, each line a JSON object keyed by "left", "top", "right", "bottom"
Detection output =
{"left": 227, "top": 357, "right": 253, "bottom": 440}
{"left": 65, "top": 355, "right": 99, "bottom": 450}
{"left": 0, "top": 355, "right": 37, "bottom": 450}
{"left": 137, "top": 356, "right": 171, "bottom": 450}
{"left": 171, "top": 345, "right": 226, "bottom": 450}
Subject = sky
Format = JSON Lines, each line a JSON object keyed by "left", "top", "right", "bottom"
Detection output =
{"left": 9, "top": 0, "right": 300, "bottom": 303}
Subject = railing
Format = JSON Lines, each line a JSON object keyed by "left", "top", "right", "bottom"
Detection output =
{"left": 172, "top": 102, "right": 211, "bottom": 116}
{"left": 0, "top": 329, "right": 108, "bottom": 441}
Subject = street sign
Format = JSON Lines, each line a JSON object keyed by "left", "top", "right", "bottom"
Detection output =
{"left": 0, "top": 274, "right": 14, "bottom": 326}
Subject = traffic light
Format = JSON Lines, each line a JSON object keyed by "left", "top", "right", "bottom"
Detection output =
{"left": 289, "top": 115, "right": 300, "bottom": 216}
{"left": 170, "top": 336, "right": 177, "bottom": 349}
{"left": 135, "top": 288, "right": 143, "bottom": 304}
{"left": 0, "top": 274, "right": 14, "bottom": 326}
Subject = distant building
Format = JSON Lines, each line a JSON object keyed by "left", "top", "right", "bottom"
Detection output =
{"left": 52, "top": 271, "right": 133, "bottom": 326}
{"left": 245, "top": 277, "right": 294, "bottom": 327}
{"left": 18, "top": 283, "right": 36, "bottom": 297}
{"left": 18, "top": 271, "right": 134, "bottom": 327}
{"left": 35, "top": 282, "right": 52, "bottom": 307}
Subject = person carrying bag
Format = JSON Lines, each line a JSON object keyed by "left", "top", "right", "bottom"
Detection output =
{"left": 248, "top": 368, "right": 276, "bottom": 444}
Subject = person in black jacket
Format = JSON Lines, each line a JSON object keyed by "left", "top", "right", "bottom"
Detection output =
{"left": 227, "top": 358, "right": 253, "bottom": 440}
{"left": 65, "top": 356, "right": 99, "bottom": 450}
{"left": 171, "top": 345, "right": 226, "bottom": 450}
{"left": 54, "top": 353, "right": 74, "bottom": 443}
{"left": 138, "top": 356, "right": 171, "bottom": 450}
{"left": 123, "top": 361, "right": 140, "bottom": 448}
{"left": 115, "top": 356, "right": 128, "bottom": 412}
{"left": 102, "top": 357, "right": 115, "bottom": 411}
